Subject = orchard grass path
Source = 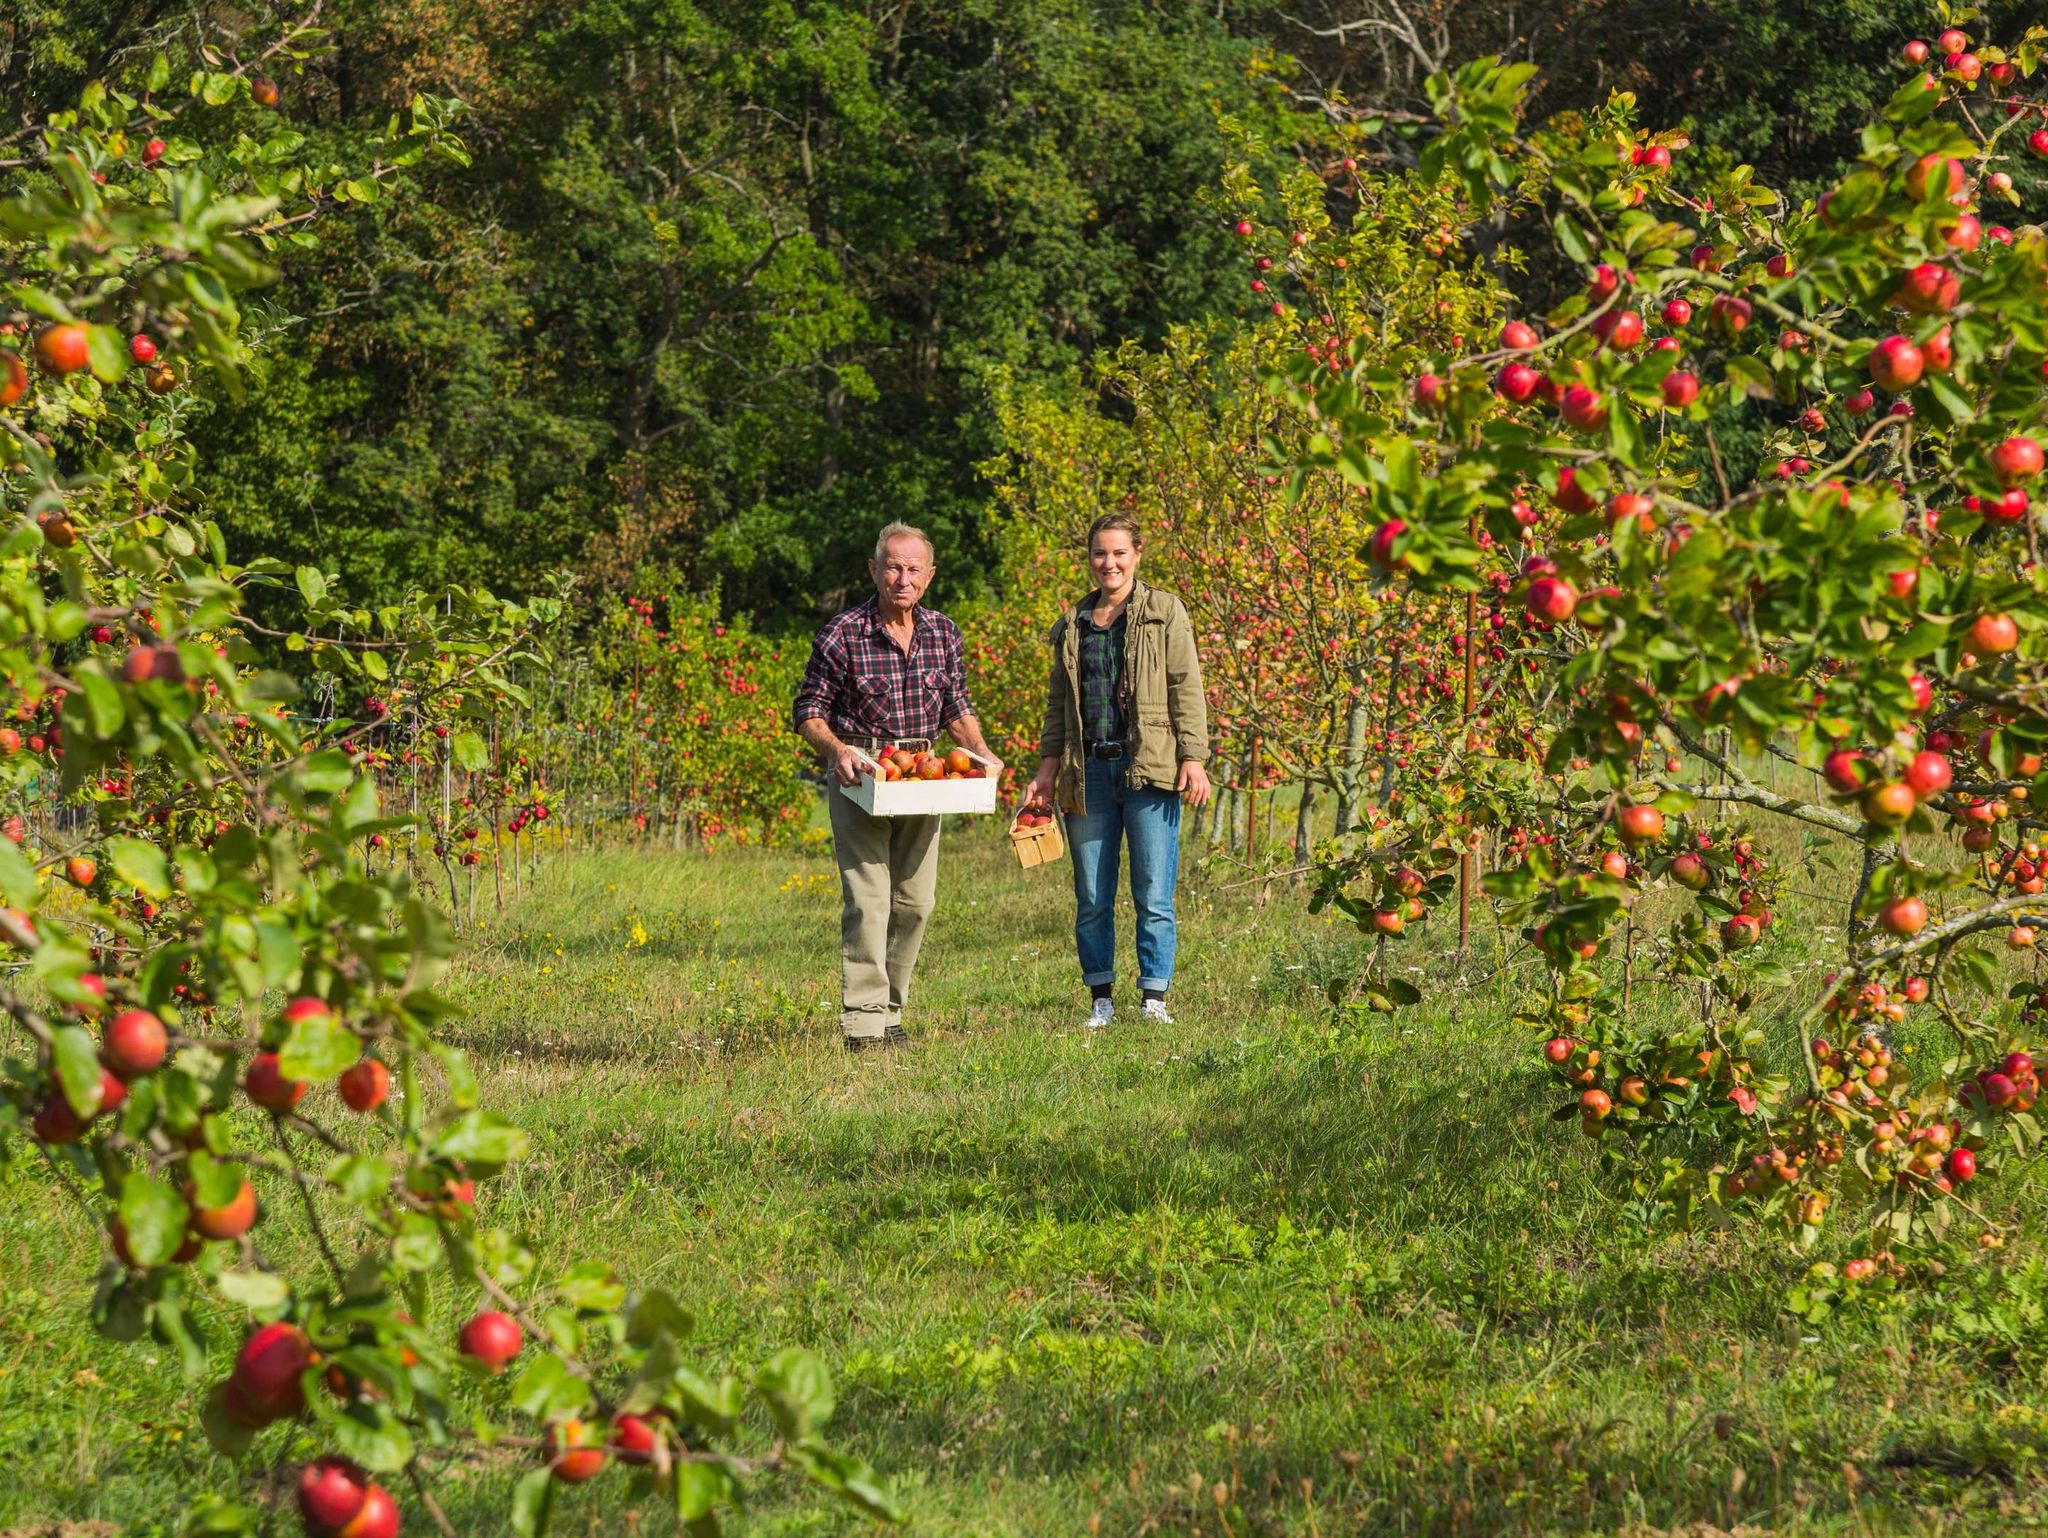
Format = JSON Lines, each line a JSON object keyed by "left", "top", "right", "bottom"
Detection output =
{"left": 6, "top": 815, "right": 2048, "bottom": 1536}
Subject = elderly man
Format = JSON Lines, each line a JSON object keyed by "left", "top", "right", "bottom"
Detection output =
{"left": 795, "top": 522, "right": 1001, "bottom": 1052}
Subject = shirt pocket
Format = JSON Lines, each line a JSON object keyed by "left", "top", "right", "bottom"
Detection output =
{"left": 850, "top": 673, "right": 892, "bottom": 715}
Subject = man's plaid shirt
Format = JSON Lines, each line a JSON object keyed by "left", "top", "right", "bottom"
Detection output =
{"left": 793, "top": 596, "right": 975, "bottom": 743}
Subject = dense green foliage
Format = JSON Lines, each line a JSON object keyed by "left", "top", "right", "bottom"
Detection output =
{"left": 6, "top": 0, "right": 1997, "bottom": 625}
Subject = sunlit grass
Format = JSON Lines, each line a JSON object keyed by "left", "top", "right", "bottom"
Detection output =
{"left": 4, "top": 808, "right": 2048, "bottom": 1535}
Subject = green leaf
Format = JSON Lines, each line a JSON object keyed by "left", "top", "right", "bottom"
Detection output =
{"left": 294, "top": 566, "right": 328, "bottom": 607}
{"left": 674, "top": 1460, "right": 733, "bottom": 1522}
{"left": 277, "top": 1003, "right": 359, "bottom": 1081}
{"left": 202, "top": 1382, "right": 257, "bottom": 1456}
{"left": 105, "top": 836, "right": 171, "bottom": 898}
{"left": 175, "top": 1494, "right": 257, "bottom": 1534}
{"left": 85, "top": 324, "right": 130, "bottom": 384}
{"left": 323, "top": 1397, "right": 415, "bottom": 1472}
{"left": 1886, "top": 70, "right": 1944, "bottom": 124}
{"left": 0, "top": 838, "right": 36, "bottom": 906}
{"left": 757, "top": 1348, "right": 834, "bottom": 1438}
{"left": 118, "top": 1170, "right": 191, "bottom": 1266}
{"left": 216, "top": 1268, "right": 290, "bottom": 1310}
{"left": 299, "top": 749, "right": 356, "bottom": 794}
{"left": 392, "top": 1212, "right": 440, "bottom": 1271}
{"left": 509, "top": 1352, "right": 590, "bottom": 1420}
{"left": 558, "top": 1261, "right": 625, "bottom": 1312}
{"left": 187, "top": 1149, "right": 245, "bottom": 1209}
{"left": 75, "top": 664, "right": 124, "bottom": 737}
{"left": 53, "top": 1024, "right": 103, "bottom": 1117}
{"left": 619, "top": 1329, "right": 681, "bottom": 1416}
{"left": 625, "top": 1288, "right": 693, "bottom": 1347}
{"left": 430, "top": 1110, "right": 529, "bottom": 1170}
{"left": 1551, "top": 211, "right": 1593, "bottom": 264}
{"left": 451, "top": 731, "right": 490, "bottom": 772}
{"left": 327, "top": 1154, "right": 390, "bottom": 1201}
{"left": 510, "top": 1467, "right": 555, "bottom": 1538}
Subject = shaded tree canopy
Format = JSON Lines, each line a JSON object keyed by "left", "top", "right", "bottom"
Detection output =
{"left": 7, "top": 0, "right": 2008, "bottom": 623}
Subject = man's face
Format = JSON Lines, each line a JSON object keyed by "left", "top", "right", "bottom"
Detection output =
{"left": 871, "top": 536, "right": 935, "bottom": 611}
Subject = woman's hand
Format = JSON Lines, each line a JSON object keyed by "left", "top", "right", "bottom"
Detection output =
{"left": 1176, "top": 760, "right": 1211, "bottom": 808}
{"left": 1026, "top": 758, "right": 1059, "bottom": 809}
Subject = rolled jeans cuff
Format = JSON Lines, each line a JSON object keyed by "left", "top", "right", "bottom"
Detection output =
{"left": 1081, "top": 968, "right": 1116, "bottom": 987}
{"left": 1137, "top": 976, "right": 1171, "bottom": 993}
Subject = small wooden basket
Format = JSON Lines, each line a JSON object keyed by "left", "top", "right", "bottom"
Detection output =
{"left": 1009, "top": 804, "right": 1065, "bottom": 869}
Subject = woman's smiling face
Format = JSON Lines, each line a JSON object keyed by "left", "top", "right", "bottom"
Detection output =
{"left": 1090, "top": 528, "right": 1140, "bottom": 598}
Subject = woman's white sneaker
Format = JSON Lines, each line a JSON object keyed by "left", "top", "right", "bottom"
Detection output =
{"left": 1141, "top": 998, "right": 1174, "bottom": 1024}
{"left": 1085, "top": 998, "right": 1115, "bottom": 1030}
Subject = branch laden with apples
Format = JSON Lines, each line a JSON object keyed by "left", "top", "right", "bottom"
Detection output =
{"left": 1274, "top": 16, "right": 2048, "bottom": 1287}
{"left": 1, "top": 44, "right": 896, "bottom": 1538}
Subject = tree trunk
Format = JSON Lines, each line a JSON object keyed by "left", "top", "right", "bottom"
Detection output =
{"left": 1291, "top": 781, "right": 1317, "bottom": 881}
{"left": 1336, "top": 691, "right": 1369, "bottom": 834}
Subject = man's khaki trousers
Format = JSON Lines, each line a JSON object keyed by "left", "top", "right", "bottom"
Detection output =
{"left": 826, "top": 790, "right": 941, "bottom": 1040}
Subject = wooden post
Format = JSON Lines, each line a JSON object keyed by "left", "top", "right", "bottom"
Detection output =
{"left": 1458, "top": 588, "right": 1477, "bottom": 955}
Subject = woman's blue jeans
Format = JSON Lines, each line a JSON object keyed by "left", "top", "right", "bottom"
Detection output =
{"left": 1066, "top": 753, "right": 1182, "bottom": 991}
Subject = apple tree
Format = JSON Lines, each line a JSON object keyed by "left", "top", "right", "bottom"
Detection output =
{"left": 1287, "top": 17, "right": 2048, "bottom": 1282}
{"left": 1, "top": 47, "right": 895, "bottom": 1538}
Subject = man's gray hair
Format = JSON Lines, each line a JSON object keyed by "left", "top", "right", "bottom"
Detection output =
{"left": 873, "top": 521, "right": 936, "bottom": 563}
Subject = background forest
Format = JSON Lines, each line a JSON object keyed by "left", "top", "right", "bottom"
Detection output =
{"left": 6, "top": 0, "right": 1956, "bottom": 626}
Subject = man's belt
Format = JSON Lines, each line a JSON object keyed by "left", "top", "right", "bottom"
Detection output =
{"left": 1086, "top": 741, "right": 1125, "bottom": 760}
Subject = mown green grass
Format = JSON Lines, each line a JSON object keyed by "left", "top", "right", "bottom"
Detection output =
{"left": 6, "top": 808, "right": 2048, "bottom": 1536}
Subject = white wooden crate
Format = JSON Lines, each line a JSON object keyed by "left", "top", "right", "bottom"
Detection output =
{"left": 837, "top": 745, "right": 999, "bottom": 817}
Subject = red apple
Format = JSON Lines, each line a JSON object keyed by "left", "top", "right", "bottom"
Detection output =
{"left": 1862, "top": 781, "right": 1917, "bottom": 826}
{"left": 1868, "top": 336, "right": 1924, "bottom": 392}
{"left": 1617, "top": 803, "right": 1665, "bottom": 847}
{"left": 299, "top": 1457, "right": 370, "bottom": 1534}
{"left": 34, "top": 323, "right": 90, "bottom": 376}
{"left": 1559, "top": 384, "right": 1607, "bottom": 432}
{"left": 1970, "top": 612, "right": 2020, "bottom": 655}
{"left": 611, "top": 1413, "right": 660, "bottom": 1464}
{"left": 1660, "top": 370, "right": 1699, "bottom": 408}
{"left": 1993, "top": 437, "right": 2045, "bottom": 486}
{"left": 188, "top": 1178, "right": 258, "bottom": 1241}
{"left": 1495, "top": 362, "right": 1539, "bottom": 402}
{"left": 457, "top": 1309, "right": 523, "bottom": 1372}
{"left": 1525, "top": 576, "right": 1579, "bottom": 623}
{"left": 1905, "top": 751, "right": 1952, "bottom": 796}
{"left": 337, "top": 1484, "right": 399, "bottom": 1538}
{"left": 1821, "top": 750, "right": 1866, "bottom": 795}
{"left": 1368, "top": 520, "right": 1408, "bottom": 571}
{"left": 1894, "top": 262, "right": 1960, "bottom": 314}
{"left": 338, "top": 1056, "right": 389, "bottom": 1112}
{"left": 244, "top": 1051, "right": 307, "bottom": 1112}
{"left": 545, "top": 1419, "right": 608, "bottom": 1483}
{"left": 1879, "top": 896, "right": 1928, "bottom": 936}
{"left": 103, "top": 1008, "right": 167, "bottom": 1078}
{"left": 228, "top": 1321, "right": 314, "bottom": 1425}
{"left": 1709, "top": 295, "right": 1751, "bottom": 334}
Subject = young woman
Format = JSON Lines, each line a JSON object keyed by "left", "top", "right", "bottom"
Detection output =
{"left": 1027, "top": 514, "right": 1211, "bottom": 1028}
